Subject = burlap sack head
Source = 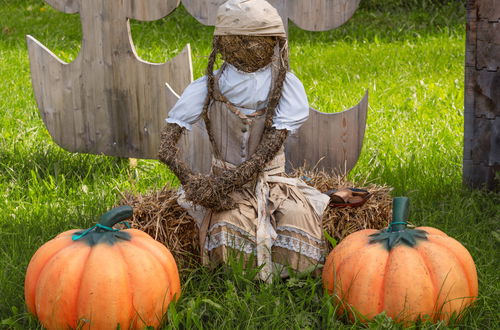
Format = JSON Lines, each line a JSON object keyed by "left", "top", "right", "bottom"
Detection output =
{"left": 214, "top": 0, "right": 286, "bottom": 37}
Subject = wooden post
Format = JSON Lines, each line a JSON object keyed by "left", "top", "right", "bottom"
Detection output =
{"left": 464, "top": 0, "right": 500, "bottom": 190}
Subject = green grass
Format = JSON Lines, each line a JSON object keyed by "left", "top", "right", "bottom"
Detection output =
{"left": 1, "top": 0, "right": 498, "bottom": 328}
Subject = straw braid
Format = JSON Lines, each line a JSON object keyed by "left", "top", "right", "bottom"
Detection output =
{"left": 158, "top": 123, "right": 194, "bottom": 185}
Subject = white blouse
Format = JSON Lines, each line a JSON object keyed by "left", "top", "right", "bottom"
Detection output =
{"left": 166, "top": 64, "right": 309, "bottom": 132}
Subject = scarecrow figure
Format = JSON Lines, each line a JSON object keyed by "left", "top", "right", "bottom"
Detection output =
{"left": 159, "top": 0, "right": 329, "bottom": 281}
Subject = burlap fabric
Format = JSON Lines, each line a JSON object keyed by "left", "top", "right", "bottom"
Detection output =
{"left": 214, "top": 0, "right": 286, "bottom": 37}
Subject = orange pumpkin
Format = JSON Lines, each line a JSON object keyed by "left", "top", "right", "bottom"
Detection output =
{"left": 25, "top": 206, "right": 181, "bottom": 329}
{"left": 323, "top": 197, "right": 478, "bottom": 323}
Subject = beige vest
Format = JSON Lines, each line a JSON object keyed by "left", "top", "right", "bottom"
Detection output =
{"left": 207, "top": 65, "right": 284, "bottom": 170}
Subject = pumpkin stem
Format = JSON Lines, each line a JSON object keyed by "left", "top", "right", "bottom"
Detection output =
{"left": 368, "top": 197, "right": 428, "bottom": 250}
{"left": 72, "top": 206, "right": 133, "bottom": 245}
{"left": 388, "top": 197, "right": 409, "bottom": 232}
{"left": 98, "top": 206, "right": 133, "bottom": 228}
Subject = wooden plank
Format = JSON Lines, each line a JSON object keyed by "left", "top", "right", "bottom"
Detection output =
{"left": 471, "top": 116, "right": 492, "bottom": 164}
{"left": 181, "top": 0, "right": 224, "bottom": 26}
{"left": 285, "top": 91, "right": 368, "bottom": 174}
{"left": 463, "top": 108, "right": 474, "bottom": 162}
{"left": 463, "top": 0, "right": 500, "bottom": 190}
{"left": 473, "top": 70, "right": 500, "bottom": 118}
{"left": 44, "top": 0, "right": 80, "bottom": 13}
{"left": 28, "top": 0, "right": 193, "bottom": 159}
{"left": 463, "top": 160, "right": 499, "bottom": 189}
{"left": 127, "top": 0, "right": 180, "bottom": 21}
{"left": 465, "top": 1, "right": 477, "bottom": 67}
{"left": 287, "top": 0, "right": 361, "bottom": 31}
{"left": 477, "top": 0, "right": 500, "bottom": 21}
{"left": 476, "top": 21, "right": 500, "bottom": 71}
{"left": 490, "top": 116, "right": 500, "bottom": 165}
{"left": 464, "top": 66, "right": 476, "bottom": 116}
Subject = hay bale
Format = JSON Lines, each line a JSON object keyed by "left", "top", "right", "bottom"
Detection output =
{"left": 119, "top": 188, "right": 200, "bottom": 269}
{"left": 119, "top": 170, "right": 392, "bottom": 269}
{"left": 291, "top": 169, "right": 392, "bottom": 247}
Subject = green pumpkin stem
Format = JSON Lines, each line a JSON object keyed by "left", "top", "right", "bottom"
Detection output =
{"left": 388, "top": 197, "right": 410, "bottom": 232}
{"left": 98, "top": 206, "right": 134, "bottom": 228}
{"left": 72, "top": 206, "right": 133, "bottom": 245}
{"left": 369, "top": 197, "right": 428, "bottom": 250}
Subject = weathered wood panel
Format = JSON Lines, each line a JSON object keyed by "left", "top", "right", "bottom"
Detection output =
{"left": 45, "top": 0, "right": 181, "bottom": 23}
{"left": 463, "top": 0, "right": 500, "bottom": 190}
{"left": 287, "top": 0, "right": 361, "bottom": 31}
{"left": 170, "top": 86, "right": 368, "bottom": 175}
{"left": 463, "top": 102, "right": 474, "bottom": 164}
{"left": 470, "top": 116, "right": 492, "bottom": 163}
{"left": 181, "top": 0, "right": 360, "bottom": 31}
{"left": 465, "top": 2, "right": 476, "bottom": 68}
{"left": 491, "top": 117, "right": 500, "bottom": 164}
{"left": 180, "top": 0, "right": 222, "bottom": 26}
{"left": 285, "top": 92, "right": 368, "bottom": 173}
{"left": 476, "top": 21, "right": 500, "bottom": 71}
{"left": 472, "top": 70, "right": 500, "bottom": 118}
{"left": 28, "top": 0, "right": 193, "bottom": 159}
{"left": 45, "top": 0, "right": 80, "bottom": 13}
{"left": 127, "top": 0, "right": 180, "bottom": 21}
{"left": 463, "top": 160, "right": 500, "bottom": 189}
{"left": 477, "top": 0, "right": 500, "bottom": 21}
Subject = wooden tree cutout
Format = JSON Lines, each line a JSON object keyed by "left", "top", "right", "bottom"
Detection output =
{"left": 27, "top": 0, "right": 193, "bottom": 159}
{"left": 28, "top": 0, "right": 368, "bottom": 174}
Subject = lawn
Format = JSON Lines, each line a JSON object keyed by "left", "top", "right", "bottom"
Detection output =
{"left": 0, "top": 0, "right": 499, "bottom": 328}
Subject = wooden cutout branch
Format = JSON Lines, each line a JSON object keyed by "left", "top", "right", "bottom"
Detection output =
{"left": 28, "top": 0, "right": 193, "bottom": 159}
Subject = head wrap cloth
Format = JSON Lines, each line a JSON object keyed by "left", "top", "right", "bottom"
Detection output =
{"left": 214, "top": 0, "right": 287, "bottom": 37}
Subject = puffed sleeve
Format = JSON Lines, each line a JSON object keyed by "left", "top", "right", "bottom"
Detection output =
{"left": 272, "top": 72, "right": 309, "bottom": 132}
{"left": 165, "top": 76, "right": 208, "bottom": 130}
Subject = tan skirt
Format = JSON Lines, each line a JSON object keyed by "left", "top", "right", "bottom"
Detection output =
{"left": 200, "top": 175, "right": 329, "bottom": 278}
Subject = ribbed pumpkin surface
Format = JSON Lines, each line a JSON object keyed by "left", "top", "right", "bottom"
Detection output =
{"left": 25, "top": 228, "right": 180, "bottom": 329}
{"left": 323, "top": 226, "right": 478, "bottom": 323}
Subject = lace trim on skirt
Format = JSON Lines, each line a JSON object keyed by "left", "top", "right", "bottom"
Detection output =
{"left": 275, "top": 226, "right": 323, "bottom": 244}
{"left": 205, "top": 230, "right": 256, "bottom": 255}
{"left": 205, "top": 226, "right": 324, "bottom": 262}
{"left": 208, "top": 221, "right": 255, "bottom": 242}
{"left": 273, "top": 234, "right": 325, "bottom": 262}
